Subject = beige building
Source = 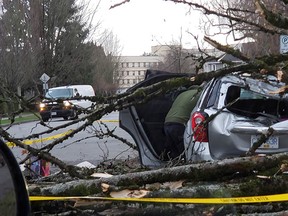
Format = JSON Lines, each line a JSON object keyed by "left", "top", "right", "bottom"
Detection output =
{"left": 114, "top": 45, "right": 225, "bottom": 91}
{"left": 115, "top": 55, "right": 164, "bottom": 90}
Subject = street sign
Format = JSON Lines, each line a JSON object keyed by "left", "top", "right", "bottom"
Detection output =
{"left": 40, "top": 73, "right": 50, "bottom": 83}
{"left": 280, "top": 35, "right": 288, "bottom": 54}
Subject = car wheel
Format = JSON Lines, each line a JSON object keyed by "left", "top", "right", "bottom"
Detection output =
{"left": 42, "top": 117, "right": 49, "bottom": 122}
{"left": 69, "top": 110, "right": 78, "bottom": 120}
{"left": 63, "top": 116, "right": 68, "bottom": 120}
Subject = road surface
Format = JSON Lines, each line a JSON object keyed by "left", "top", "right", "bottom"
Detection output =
{"left": 6, "top": 111, "right": 138, "bottom": 169}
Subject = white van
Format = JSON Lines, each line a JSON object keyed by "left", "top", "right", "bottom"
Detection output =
{"left": 39, "top": 85, "right": 95, "bottom": 121}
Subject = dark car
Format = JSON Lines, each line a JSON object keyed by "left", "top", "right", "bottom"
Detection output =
{"left": 39, "top": 85, "right": 95, "bottom": 122}
{"left": 120, "top": 70, "right": 288, "bottom": 167}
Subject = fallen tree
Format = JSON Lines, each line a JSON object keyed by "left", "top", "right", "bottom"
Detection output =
{"left": 0, "top": 64, "right": 265, "bottom": 178}
{"left": 30, "top": 152, "right": 288, "bottom": 195}
{"left": 2, "top": 0, "right": 288, "bottom": 215}
{"left": 29, "top": 153, "right": 288, "bottom": 215}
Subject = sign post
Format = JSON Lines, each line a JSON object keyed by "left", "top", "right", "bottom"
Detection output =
{"left": 40, "top": 73, "right": 50, "bottom": 95}
{"left": 280, "top": 35, "right": 288, "bottom": 54}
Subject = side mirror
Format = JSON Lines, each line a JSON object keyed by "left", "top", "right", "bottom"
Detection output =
{"left": 0, "top": 139, "right": 30, "bottom": 215}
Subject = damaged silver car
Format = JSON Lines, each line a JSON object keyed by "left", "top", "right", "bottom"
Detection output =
{"left": 184, "top": 73, "right": 288, "bottom": 162}
{"left": 120, "top": 70, "right": 288, "bottom": 167}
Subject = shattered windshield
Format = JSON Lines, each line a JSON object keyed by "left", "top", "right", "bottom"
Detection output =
{"left": 45, "top": 88, "right": 73, "bottom": 99}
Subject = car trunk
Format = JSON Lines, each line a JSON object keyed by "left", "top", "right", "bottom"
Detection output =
{"left": 209, "top": 112, "right": 288, "bottom": 159}
{"left": 208, "top": 84, "right": 288, "bottom": 159}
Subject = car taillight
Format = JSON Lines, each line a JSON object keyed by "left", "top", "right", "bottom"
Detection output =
{"left": 191, "top": 112, "right": 208, "bottom": 142}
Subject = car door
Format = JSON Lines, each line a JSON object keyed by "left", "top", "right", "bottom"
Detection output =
{"left": 119, "top": 70, "right": 189, "bottom": 167}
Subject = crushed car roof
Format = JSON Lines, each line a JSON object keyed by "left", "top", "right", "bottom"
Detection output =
{"left": 219, "top": 74, "right": 285, "bottom": 98}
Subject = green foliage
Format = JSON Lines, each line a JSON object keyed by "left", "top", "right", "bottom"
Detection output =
{"left": 0, "top": 0, "right": 118, "bottom": 114}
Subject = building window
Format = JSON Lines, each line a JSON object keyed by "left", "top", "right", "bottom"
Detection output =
{"left": 210, "top": 64, "right": 216, "bottom": 71}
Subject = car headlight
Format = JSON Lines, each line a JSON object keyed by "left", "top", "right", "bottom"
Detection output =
{"left": 39, "top": 103, "right": 46, "bottom": 111}
{"left": 63, "top": 100, "right": 71, "bottom": 107}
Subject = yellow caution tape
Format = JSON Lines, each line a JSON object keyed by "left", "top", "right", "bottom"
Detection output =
{"left": 97, "top": 120, "right": 119, "bottom": 123}
{"left": 30, "top": 193, "right": 288, "bottom": 204}
{"left": 6, "top": 119, "right": 119, "bottom": 147}
{"left": 6, "top": 129, "right": 74, "bottom": 147}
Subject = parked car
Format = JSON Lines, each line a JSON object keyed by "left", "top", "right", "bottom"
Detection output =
{"left": 39, "top": 85, "right": 95, "bottom": 122}
{"left": 184, "top": 73, "right": 288, "bottom": 162}
{"left": 120, "top": 70, "right": 288, "bottom": 167}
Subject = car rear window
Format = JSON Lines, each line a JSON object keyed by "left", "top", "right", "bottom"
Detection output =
{"left": 225, "top": 85, "right": 288, "bottom": 120}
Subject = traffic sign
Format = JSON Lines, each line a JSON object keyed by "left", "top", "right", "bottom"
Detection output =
{"left": 40, "top": 73, "right": 50, "bottom": 83}
{"left": 280, "top": 35, "right": 288, "bottom": 54}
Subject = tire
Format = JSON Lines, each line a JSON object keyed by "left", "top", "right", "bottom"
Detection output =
{"left": 69, "top": 110, "right": 78, "bottom": 120}
{"left": 63, "top": 116, "right": 68, "bottom": 120}
{"left": 42, "top": 117, "right": 49, "bottom": 122}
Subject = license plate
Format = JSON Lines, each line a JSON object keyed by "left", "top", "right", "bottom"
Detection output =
{"left": 51, "top": 112, "right": 57, "bottom": 116}
{"left": 251, "top": 135, "right": 279, "bottom": 149}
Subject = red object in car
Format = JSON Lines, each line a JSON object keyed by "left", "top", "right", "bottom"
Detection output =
{"left": 191, "top": 112, "right": 208, "bottom": 142}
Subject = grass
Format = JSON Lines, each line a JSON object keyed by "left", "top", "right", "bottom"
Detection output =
{"left": 0, "top": 113, "right": 40, "bottom": 126}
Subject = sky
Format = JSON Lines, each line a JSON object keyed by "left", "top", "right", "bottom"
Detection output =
{"left": 93, "top": 0, "right": 203, "bottom": 56}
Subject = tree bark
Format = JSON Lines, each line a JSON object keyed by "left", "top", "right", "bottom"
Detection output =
{"left": 32, "top": 153, "right": 288, "bottom": 196}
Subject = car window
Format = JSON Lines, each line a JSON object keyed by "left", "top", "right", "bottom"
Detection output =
{"left": 45, "top": 88, "right": 73, "bottom": 99}
{"left": 239, "top": 89, "right": 267, "bottom": 99}
{"left": 206, "top": 79, "right": 221, "bottom": 108}
{"left": 225, "top": 85, "right": 288, "bottom": 119}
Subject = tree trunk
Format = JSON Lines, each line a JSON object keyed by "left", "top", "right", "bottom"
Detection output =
{"left": 32, "top": 153, "right": 288, "bottom": 196}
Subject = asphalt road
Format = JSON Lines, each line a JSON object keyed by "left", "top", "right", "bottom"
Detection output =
{"left": 6, "top": 111, "right": 138, "bottom": 168}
